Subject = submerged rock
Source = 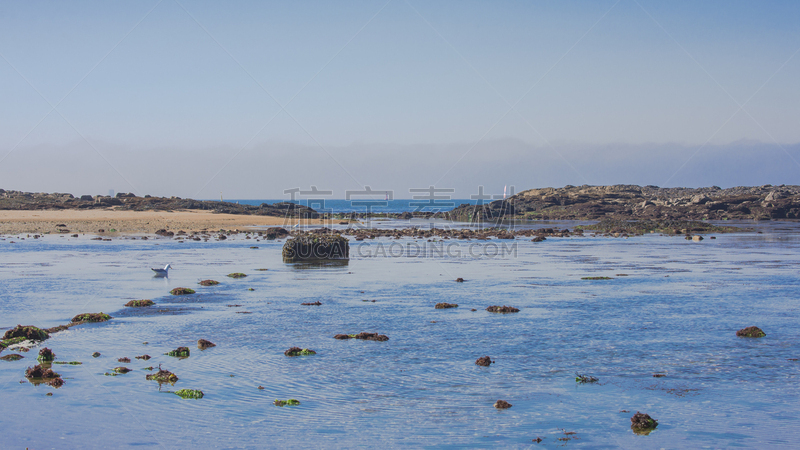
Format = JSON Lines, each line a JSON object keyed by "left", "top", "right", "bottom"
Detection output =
{"left": 630, "top": 412, "right": 658, "bottom": 434}
{"left": 494, "top": 400, "right": 512, "bottom": 409}
{"left": 37, "top": 347, "right": 55, "bottom": 362}
{"left": 175, "top": 389, "right": 204, "bottom": 399}
{"left": 334, "top": 332, "right": 389, "bottom": 341}
{"left": 736, "top": 326, "right": 766, "bottom": 338}
{"left": 197, "top": 339, "right": 216, "bottom": 350}
{"left": 114, "top": 367, "right": 132, "bottom": 374}
{"left": 0, "top": 354, "right": 24, "bottom": 361}
{"left": 575, "top": 373, "right": 599, "bottom": 383}
{"left": 199, "top": 280, "right": 219, "bottom": 286}
{"left": 170, "top": 287, "right": 195, "bottom": 295}
{"left": 3, "top": 325, "right": 49, "bottom": 342}
{"left": 475, "top": 356, "right": 493, "bottom": 367}
{"left": 227, "top": 273, "right": 247, "bottom": 279}
{"left": 435, "top": 303, "right": 459, "bottom": 309}
{"left": 118, "top": 357, "right": 131, "bottom": 363}
{"left": 455, "top": 278, "right": 465, "bottom": 282}
{"left": 301, "top": 301, "right": 322, "bottom": 306}
{"left": 581, "top": 276, "right": 613, "bottom": 280}
{"left": 146, "top": 365, "right": 178, "bottom": 383}
{"left": 135, "top": 355, "right": 151, "bottom": 360}
{"left": 71, "top": 313, "right": 111, "bottom": 323}
{"left": 284, "top": 347, "right": 316, "bottom": 357}
{"left": 486, "top": 305, "right": 520, "bottom": 313}
{"left": 92, "top": 352, "right": 101, "bottom": 358}
{"left": 166, "top": 347, "right": 190, "bottom": 357}
{"left": 124, "top": 299, "right": 155, "bottom": 307}
{"left": 274, "top": 399, "right": 300, "bottom": 407}
{"left": 25, "top": 364, "right": 60, "bottom": 379}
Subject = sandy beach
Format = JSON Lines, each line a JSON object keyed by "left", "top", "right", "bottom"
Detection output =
{"left": 0, "top": 209, "right": 326, "bottom": 235}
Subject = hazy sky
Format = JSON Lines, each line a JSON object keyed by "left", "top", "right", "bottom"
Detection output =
{"left": 1, "top": 1, "right": 799, "bottom": 198}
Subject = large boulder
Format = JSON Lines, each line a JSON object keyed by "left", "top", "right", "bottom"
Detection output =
{"left": 282, "top": 232, "right": 349, "bottom": 261}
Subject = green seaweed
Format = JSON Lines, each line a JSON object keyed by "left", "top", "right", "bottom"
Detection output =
{"left": 274, "top": 399, "right": 300, "bottom": 406}
{"left": 284, "top": 347, "right": 316, "bottom": 357}
{"left": 174, "top": 389, "right": 204, "bottom": 399}
{"left": 0, "top": 336, "right": 29, "bottom": 349}
{"left": 71, "top": 313, "right": 111, "bottom": 323}
{"left": 125, "top": 299, "right": 155, "bottom": 307}
{"left": 198, "top": 280, "right": 219, "bottom": 286}
{"left": 170, "top": 287, "right": 195, "bottom": 295}
{"left": 227, "top": 273, "right": 247, "bottom": 278}
{"left": 2, "top": 325, "right": 49, "bottom": 343}
{"left": 166, "top": 347, "right": 190, "bottom": 357}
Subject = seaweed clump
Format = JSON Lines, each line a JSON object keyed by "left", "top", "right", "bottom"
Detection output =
{"left": 494, "top": 400, "right": 512, "bottom": 409}
{"left": 114, "top": 367, "right": 132, "bottom": 374}
{"left": 435, "top": 303, "right": 458, "bottom": 309}
{"left": 581, "top": 276, "right": 613, "bottom": 280}
{"left": 37, "top": 347, "right": 55, "bottom": 362}
{"left": 284, "top": 347, "right": 316, "bottom": 357}
{"left": 736, "top": 326, "right": 766, "bottom": 338}
{"left": 197, "top": 339, "right": 216, "bottom": 350}
{"left": 125, "top": 299, "right": 155, "bottom": 307}
{"left": 174, "top": 389, "right": 204, "bottom": 399}
{"left": 630, "top": 412, "right": 658, "bottom": 434}
{"left": 576, "top": 373, "right": 599, "bottom": 383}
{"left": 301, "top": 301, "right": 322, "bottom": 306}
{"left": 170, "top": 287, "right": 195, "bottom": 295}
{"left": 166, "top": 347, "right": 190, "bottom": 357}
{"left": 0, "top": 354, "right": 24, "bottom": 361}
{"left": 227, "top": 273, "right": 247, "bottom": 279}
{"left": 25, "top": 364, "right": 60, "bottom": 380}
{"left": 486, "top": 306, "right": 520, "bottom": 313}
{"left": 146, "top": 365, "right": 178, "bottom": 383}
{"left": 475, "top": 356, "right": 493, "bottom": 367}
{"left": 274, "top": 399, "right": 300, "bottom": 406}
{"left": 71, "top": 313, "right": 111, "bottom": 323}
{"left": 3, "top": 325, "right": 49, "bottom": 344}
{"left": 199, "top": 280, "right": 219, "bottom": 286}
{"left": 334, "top": 332, "right": 389, "bottom": 341}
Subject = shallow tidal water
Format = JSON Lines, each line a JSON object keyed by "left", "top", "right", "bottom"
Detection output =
{"left": 2, "top": 221, "right": 800, "bottom": 449}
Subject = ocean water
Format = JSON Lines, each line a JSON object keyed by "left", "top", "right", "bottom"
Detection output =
{"left": 1, "top": 221, "right": 800, "bottom": 448}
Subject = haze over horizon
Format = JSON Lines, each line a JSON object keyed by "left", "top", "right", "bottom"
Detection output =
{"left": 1, "top": 1, "right": 799, "bottom": 199}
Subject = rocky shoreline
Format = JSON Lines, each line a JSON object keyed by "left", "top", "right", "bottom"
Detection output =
{"left": 0, "top": 189, "right": 317, "bottom": 218}
{"left": 447, "top": 184, "right": 800, "bottom": 222}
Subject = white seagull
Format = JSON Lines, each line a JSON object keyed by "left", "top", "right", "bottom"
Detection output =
{"left": 151, "top": 264, "right": 172, "bottom": 277}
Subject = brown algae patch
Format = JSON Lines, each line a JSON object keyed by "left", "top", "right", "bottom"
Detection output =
{"left": 170, "top": 288, "right": 196, "bottom": 295}
{"left": 125, "top": 299, "right": 155, "bottom": 307}
{"left": 199, "top": 280, "right": 219, "bottom": 286}
{"left": 486, "top": 305, "right": 520, "bottom": 313}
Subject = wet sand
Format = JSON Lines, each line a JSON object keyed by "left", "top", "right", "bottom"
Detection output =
{"left": 0, "top": 209, "right": 325, "bottom": 234}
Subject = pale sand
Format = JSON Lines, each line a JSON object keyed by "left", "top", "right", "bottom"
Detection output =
{"left": 0, "top": 209, "right": 327, "bottom": 235}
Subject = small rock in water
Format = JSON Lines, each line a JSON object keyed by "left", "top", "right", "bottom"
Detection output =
{"left": 284, "top": 347, "right": 316, "bottom": 357}
{"left": 92, "top": 352, "right": 101, "bottom": 358}
{"left": 455, "top": 278, "right": 465, "bottom": 282}
{"left": 435, "top": 303, "right": 458, "bottom": 309}
{"left": 736, "top": 326, "right": 766, "bottom": 338}
{"left": 494, "top": 400, "right": 512, "bottom": 409}
{"left": 630, "top": 411, "right": 658, "bottom": 434}
{"left": 118, "top": 357, "right": 131, "bottom": 363}
{"left": 486, "top": 305, "right": 520, "bottom": 313}
{"left": 475, "top": 356, "right": 493, "bottom": 367}
{"left": 197, "top": 339, "right": 216, "bottom": 350}
{"left": 575, "top": 373, "right": 599, "bottom": 383}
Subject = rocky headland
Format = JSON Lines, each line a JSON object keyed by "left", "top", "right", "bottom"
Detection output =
{"left": 0, "top": 189, "right": 317, "bottom": 218}
{"left": 447, "top": 184, "right": 800, "bottom": 222}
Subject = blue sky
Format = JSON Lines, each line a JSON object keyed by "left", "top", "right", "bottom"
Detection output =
{"left": 1, "top": 1, "right": 798, "bottom": 198}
